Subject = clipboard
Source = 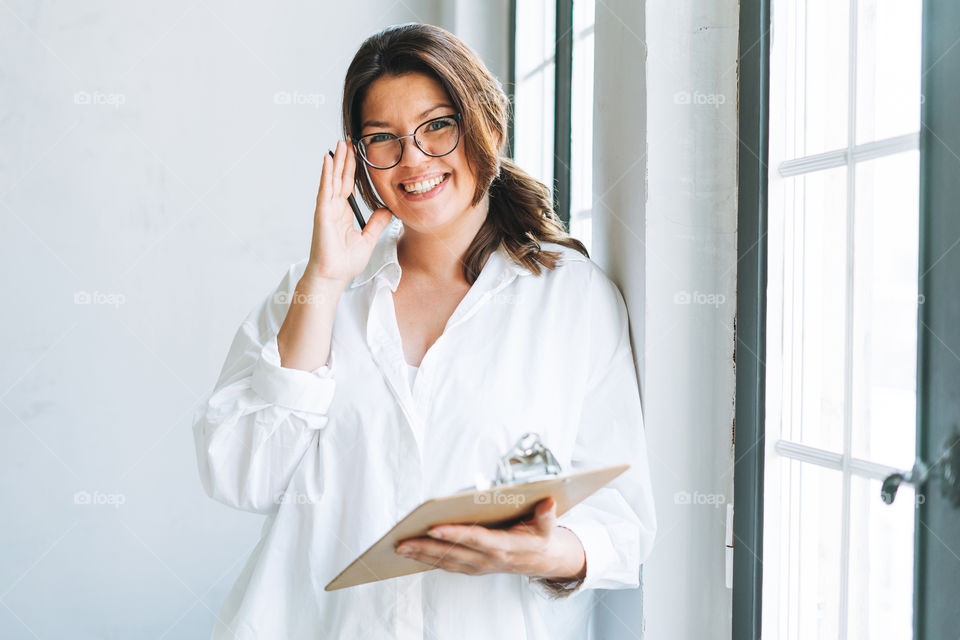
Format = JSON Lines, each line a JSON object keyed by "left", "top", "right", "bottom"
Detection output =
{"left": 325, "top": 433, "right": 629, "bottom": 591}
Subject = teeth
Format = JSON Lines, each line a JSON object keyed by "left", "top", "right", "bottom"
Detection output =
{"left": 403, "top": 174, "right": 446, "bottom": 194}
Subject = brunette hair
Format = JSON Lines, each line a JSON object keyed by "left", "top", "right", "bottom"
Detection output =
{"left": 341, "top": 23, "right": 589, "bottom": 284}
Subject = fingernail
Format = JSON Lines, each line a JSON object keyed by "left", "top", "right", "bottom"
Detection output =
{"left": 396, "top": 545, "right": 410, "bottom": 554}
{"left": 427, "top": 528, "right": 444, "bottom": 539}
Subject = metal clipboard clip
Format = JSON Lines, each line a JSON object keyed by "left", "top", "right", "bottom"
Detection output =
{"left": 463, "top": 432, "right": 561, "bottom": 490}
{"left": 458, "top": 432, "right": 563, "bottom": 493}
{"left": 494, "top": 432, "right": 562, "bottom": 485}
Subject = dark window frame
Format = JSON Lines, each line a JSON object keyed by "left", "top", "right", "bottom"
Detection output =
{"left": 553, "top": 0, "right": 573, "bottom": 227}
{"left": 732, "top": 0, "right": 770, "bottom": 638}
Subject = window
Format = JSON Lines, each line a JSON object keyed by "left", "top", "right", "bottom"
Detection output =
{"left": 513, "top": 0, "right": 556, "bottom": 195}
{"left": 761, "top": 1, "right": 923, "bottom": 638}
{"left": 513, "top": 0, "right": 595, "bottom": 254}
{"left": 569, "top": 0, "right": 595, "bottom": 252}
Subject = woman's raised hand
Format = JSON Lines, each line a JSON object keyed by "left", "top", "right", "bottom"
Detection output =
{"left": 305, "top": 138, "right": 393, "bottom": 284}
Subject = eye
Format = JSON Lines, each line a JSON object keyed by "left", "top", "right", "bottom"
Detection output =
{"left": 367, "top": 134, "right": 394, "bottom": 144}
{"left": 427, "top": 119, "right": 452, "bottom": 131}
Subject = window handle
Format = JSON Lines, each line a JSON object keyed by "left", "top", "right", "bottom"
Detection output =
{"left": 881, "top": 430, "right": 960, "bottom": 507}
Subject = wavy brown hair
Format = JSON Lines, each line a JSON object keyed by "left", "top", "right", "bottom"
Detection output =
{"left": 341, "top": 23, "right": 588, "bottom": 284}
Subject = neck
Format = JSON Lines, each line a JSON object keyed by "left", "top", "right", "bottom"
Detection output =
{"left": 396, "top": 194, "right": 490, "bottom": 284}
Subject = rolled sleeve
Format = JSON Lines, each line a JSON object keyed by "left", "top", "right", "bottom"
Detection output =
{"left": 192, "top": 261, "right": 339, "bottom": 513}
{"left": 251, "top": 334, "right": 336, "bottom": 418}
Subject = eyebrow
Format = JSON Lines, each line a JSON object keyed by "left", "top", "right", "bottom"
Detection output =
{"left": 360, "top": 103, "right": 454, "bottom": 131}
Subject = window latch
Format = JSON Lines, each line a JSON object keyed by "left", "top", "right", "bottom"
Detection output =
{"left": 881, "top": 430, "right": 960, "bottom": 507}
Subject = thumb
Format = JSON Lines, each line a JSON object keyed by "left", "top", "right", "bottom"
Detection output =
{"left": 532, "top": 496, "right": 558, "bottom": 531}
{"left": 361, "top": 208, "right": 393, "bottom": 243}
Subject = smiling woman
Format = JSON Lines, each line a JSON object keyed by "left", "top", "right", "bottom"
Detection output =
{"left": 192, "top": 21, "right": 656, "bottom": 640}
{"left": 342, "top": 23, "right": 589, "bottom": 283}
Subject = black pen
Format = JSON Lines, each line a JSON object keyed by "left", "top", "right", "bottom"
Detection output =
{"left": 327, "top": 148, "right": 366, "bottom": 230}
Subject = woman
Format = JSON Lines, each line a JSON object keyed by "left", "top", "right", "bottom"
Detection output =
{"left": 193, "top": 22, "right": 656, "bottom": 639}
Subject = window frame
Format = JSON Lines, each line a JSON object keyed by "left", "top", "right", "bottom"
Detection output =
{"left": 553, "top": 0, "right": 573, "bottom": 227}
{"left": 732, "top": 0, "right": 771, "bottom": 637}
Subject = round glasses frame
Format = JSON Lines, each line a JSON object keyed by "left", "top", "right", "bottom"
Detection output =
{"left": 355, "top": 113, "right": 462, "bottom": 170}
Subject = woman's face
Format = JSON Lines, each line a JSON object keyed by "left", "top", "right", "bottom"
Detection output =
{"left": 358, "top": 72, "right": 478, "bottom": 233}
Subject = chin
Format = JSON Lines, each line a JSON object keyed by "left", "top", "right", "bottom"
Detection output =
{"left": 394, "top": 207, "right": 457, "bottom": 232}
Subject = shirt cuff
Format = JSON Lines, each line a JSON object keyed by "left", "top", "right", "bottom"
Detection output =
{"left": 250, "top": 334, "right": 336, "bottom": 417}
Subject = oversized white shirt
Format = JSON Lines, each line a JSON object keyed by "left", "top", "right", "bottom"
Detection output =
{"left": 192, "top": 216, "right": 657, "bottom": 639}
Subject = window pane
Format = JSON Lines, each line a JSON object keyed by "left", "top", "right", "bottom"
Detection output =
{"left": 765, "top": 458, "right": 843, "bottom": 639}
{"left": 850, "top": 151, "right": 920, "bottom": 469}
{"left": 773, "top": 0, "right": 850, "bottom": 160}
{"left": 514, "top": 0, "right": 555, "bottom": 199}
{"left": 569, "top": 0, "right": 594, "bottom": 252}
{"left": 514, "top": 66, "right": 555, "bottom": 193}
{"left": 775, "top": 166, "right": 848, "bottom": 451}
{"left": 515, "top": 0, "right": 555, "bottom": 77}
{"left": 847, "top": 475, "right": 915, "bottom": 640}
{"left": 855, "top": 0, "right": 922, "bottom": 144}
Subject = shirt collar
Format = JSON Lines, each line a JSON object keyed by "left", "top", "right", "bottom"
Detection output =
{"left": 348, "top": 216, "right": 534, "bottom": 292}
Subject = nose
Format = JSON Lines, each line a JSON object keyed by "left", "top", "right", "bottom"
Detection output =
{"left": 398, "top": 135, "right": 433, "bottom": 167}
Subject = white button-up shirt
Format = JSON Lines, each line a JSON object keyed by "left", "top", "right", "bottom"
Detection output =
{"left": 192, "top": 217, "right": 657, "bottom": 639}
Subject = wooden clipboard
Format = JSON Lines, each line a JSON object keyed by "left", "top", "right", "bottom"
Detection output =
{"left": 324, "top": 463, "right": 629, "bottom": 591}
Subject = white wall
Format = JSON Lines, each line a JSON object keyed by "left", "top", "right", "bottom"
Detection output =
{"left": 593, "top": 0, "right": 739, "bottom": 637}
{"left": 0, "top": 2, "right": 443, "bottom": 637}
{"left": 439, "top": 0, "right": 512, "bottom": 83}
{"left": 591, "top": 1, "right": 651, "bottom": 635}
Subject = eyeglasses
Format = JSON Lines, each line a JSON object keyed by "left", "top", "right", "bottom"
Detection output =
{"left": 355, "top": 113, "right": 462, "bottom": 170}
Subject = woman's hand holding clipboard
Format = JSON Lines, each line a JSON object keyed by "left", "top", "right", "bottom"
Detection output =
{"left": 324, "top": 433, "right": 631, "bottom": 591}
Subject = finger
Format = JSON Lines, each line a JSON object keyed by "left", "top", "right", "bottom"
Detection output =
{"left": 319, "top": 152, "right": 333, "bottom": 202}
{"left": 360, "top": 208, "right": 394, "bottom": 243}
{"left": 534, "top": 496, "right": 558, "bottom": 529}
{"left": 426, "top": 524, "right": 506, "bottom": 553}
{"left": 535, "top": 496, "right": 557, "bottom": 520}
{"left": 408, "top": 550, "right": 484, "bottom": 575}
{"left": 400, "top": 539, "right": 492, "bottom": 572}
{"left": 332, "top": 140, "right": 344, "bottom": 196}
{"left": 511, "top": 497, "right": 556, "bottom": 536}
{"left": 341, "top": 136, "right": 356, "bottom": 198}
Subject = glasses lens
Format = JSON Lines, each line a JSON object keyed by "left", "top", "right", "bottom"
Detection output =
{"left": 415, "top": 116, "right": 459, "bottom": 157}
{"left": 360, "top": 135, "right": 402, "bottom": 168}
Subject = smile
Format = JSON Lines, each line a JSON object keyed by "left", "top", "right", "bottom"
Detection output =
{"left": 400, "top": 173, "right": 450, "bottom": 195}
